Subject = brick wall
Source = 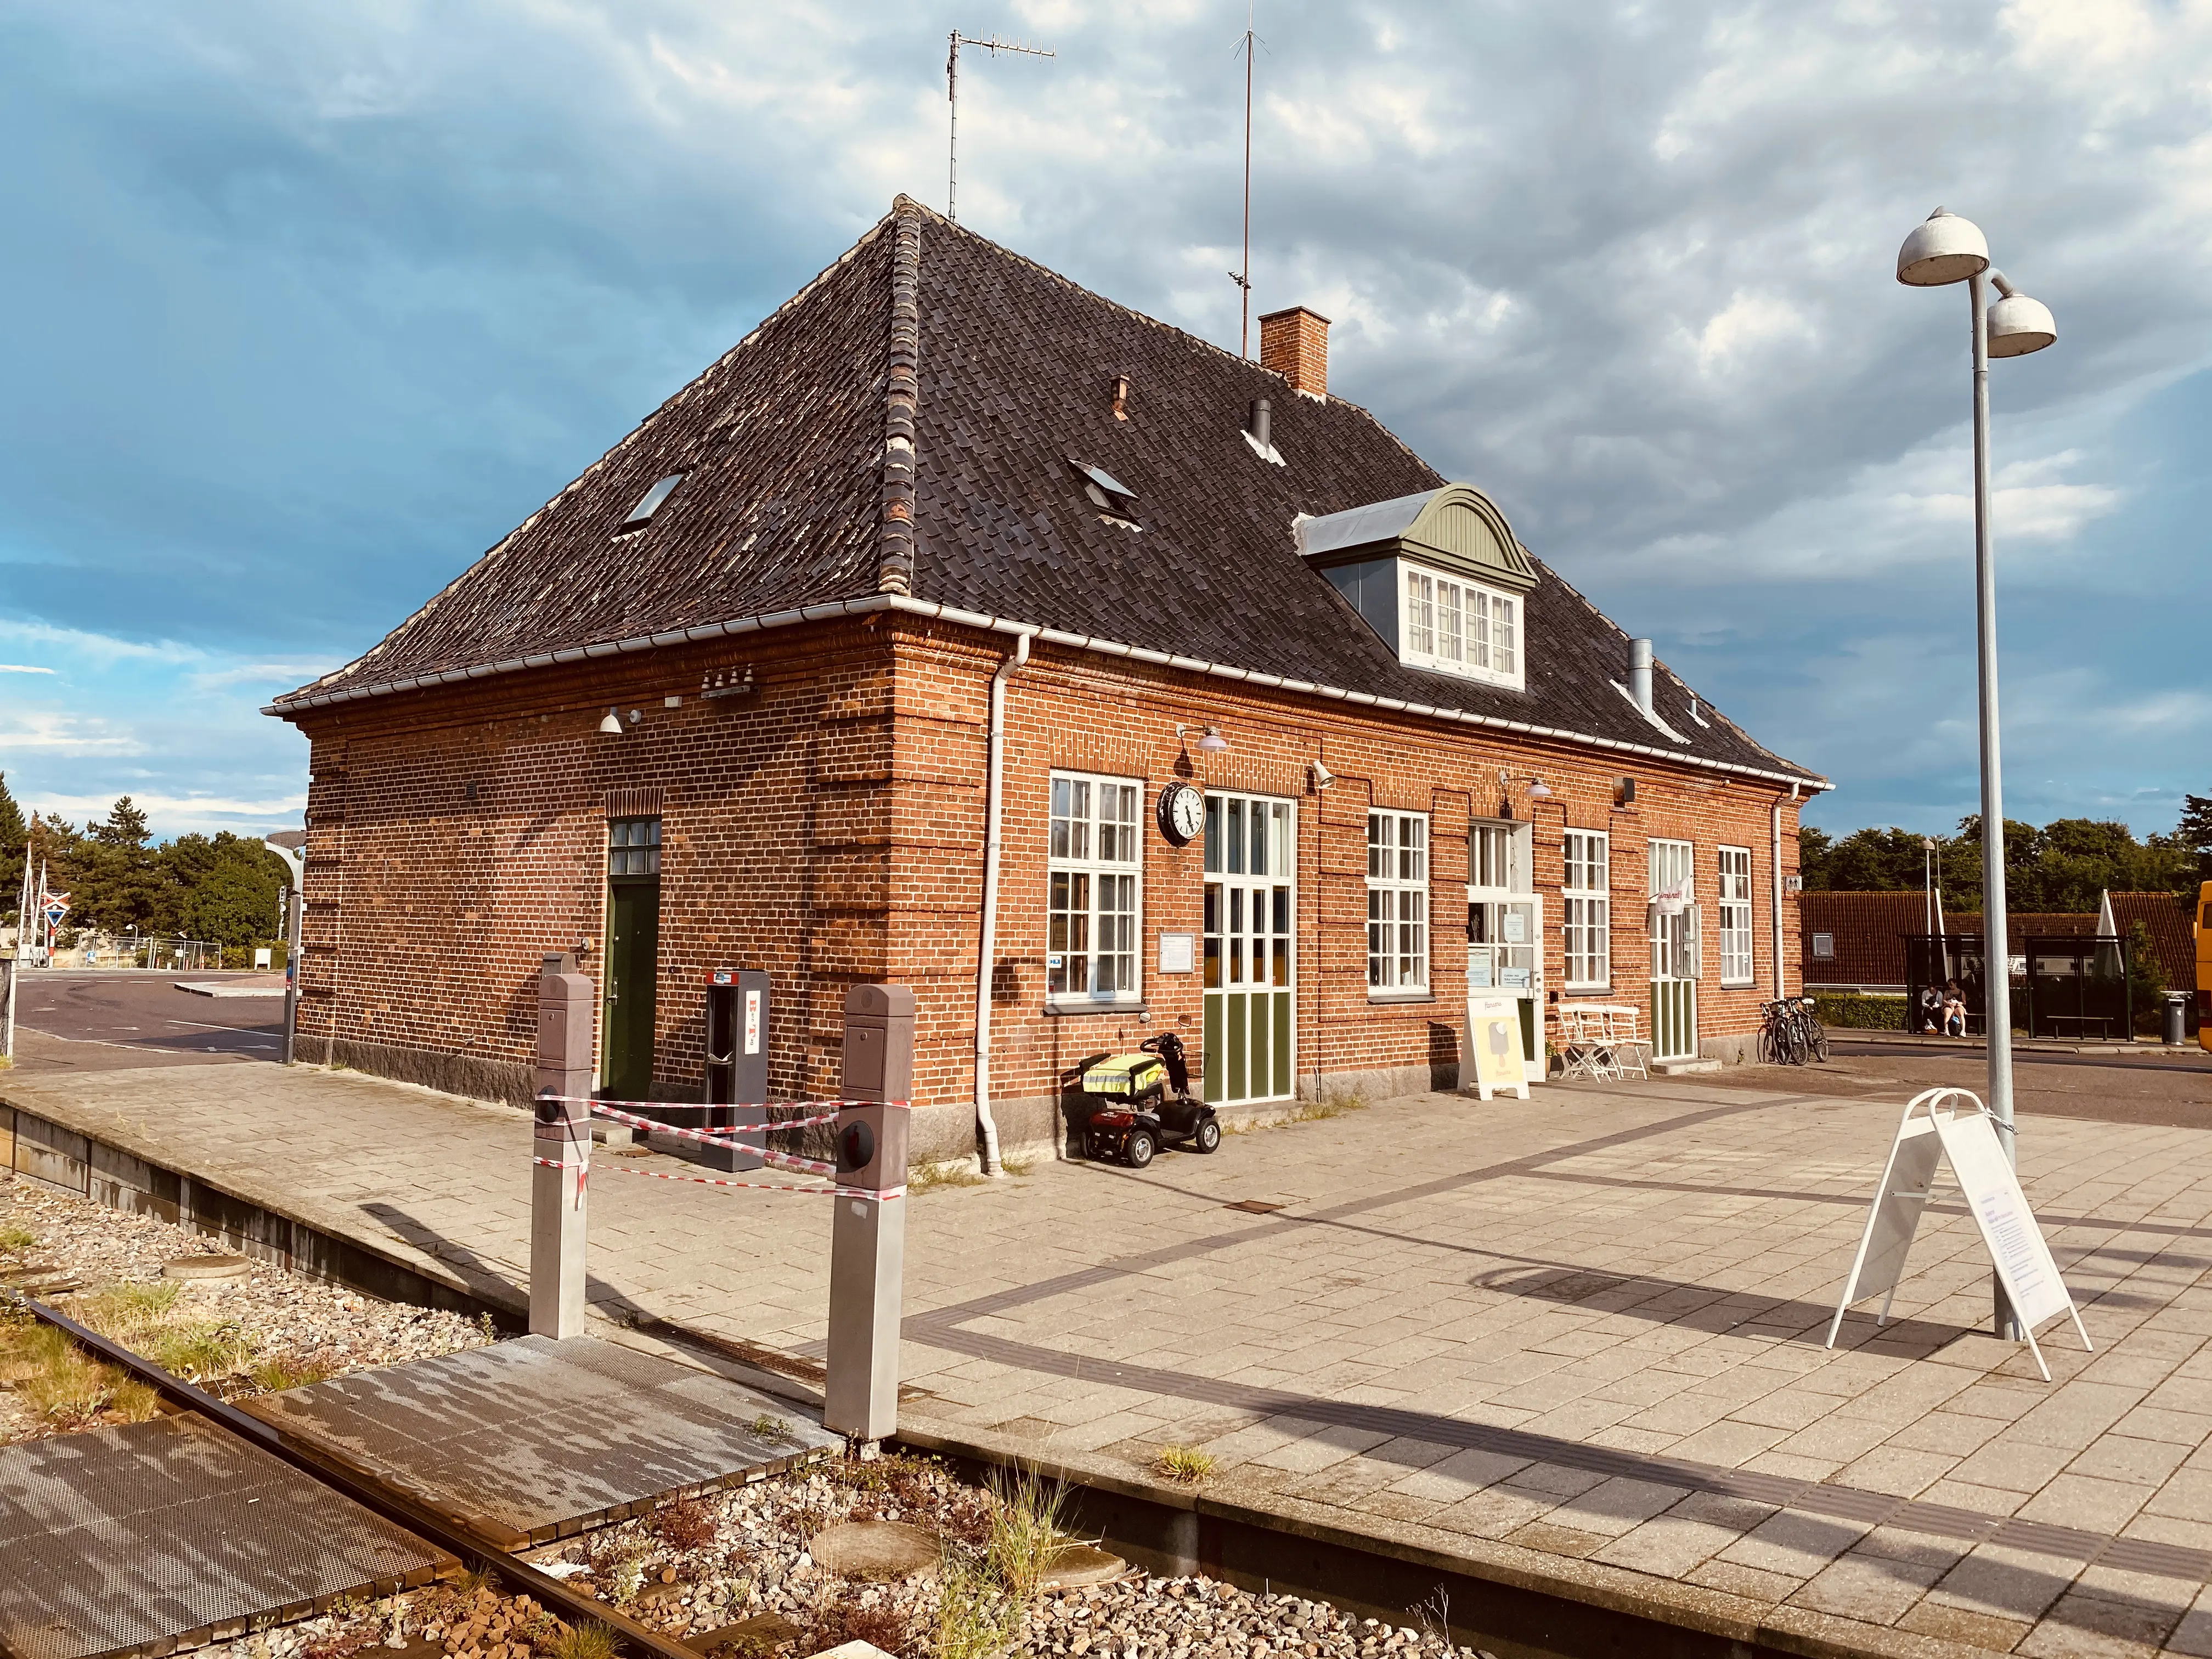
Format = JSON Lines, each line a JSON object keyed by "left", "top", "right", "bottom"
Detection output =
{"left": 288, "top": 614, "right": 1805, "bottom": 1158}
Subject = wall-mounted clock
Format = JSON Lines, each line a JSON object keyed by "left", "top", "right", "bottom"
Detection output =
{"left": 1157, "top": 781, "right": 1204, "bottom": 847}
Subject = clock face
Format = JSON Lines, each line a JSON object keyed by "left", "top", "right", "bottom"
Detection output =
{"left": 1158, "top": 782, "right": 1205, "bottom": 847}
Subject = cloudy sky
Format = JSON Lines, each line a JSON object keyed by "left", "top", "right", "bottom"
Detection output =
{"left": 1, "top": 0, "right": 2205, "bottom": 842}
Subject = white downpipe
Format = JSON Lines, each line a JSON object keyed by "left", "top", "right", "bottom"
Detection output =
{"left": 1772, "top": 783, "right": 1798, "bottom": 1000}
{"left": 974, "top": 630, "right": 1035, "bottom": 1175}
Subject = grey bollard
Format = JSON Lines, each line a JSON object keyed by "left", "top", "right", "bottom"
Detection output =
{"left": 2166, "top": 992, "right": 2188, "bottom": 1048}
{"left": 531, "top": 961, "right": 595, "bottom": 1339}
{"left": 824, "top": 983, "right": 915, "bottom": 1450}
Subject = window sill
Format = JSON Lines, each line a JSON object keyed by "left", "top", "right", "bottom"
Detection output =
{"left": 1719, "top": 979, "right": 1756, "bottom": 990}
{"left": 1365, "top": 990, "right": 1436, "bottom": 1005}
{"left": 1043, "top": 1000, "right": 1149, "bottom": 1019}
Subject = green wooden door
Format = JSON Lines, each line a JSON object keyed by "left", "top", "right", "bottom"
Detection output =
{"left": 1203, "top": 793, "right": 1296, "bottom": 1104}
{"left": 603, "top": 817, "right": 662, "bottom": 1100}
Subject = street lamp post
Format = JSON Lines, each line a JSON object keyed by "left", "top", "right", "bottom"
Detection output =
{"left": 1896, "top": 207, "right": 2057, "bottom": 1341}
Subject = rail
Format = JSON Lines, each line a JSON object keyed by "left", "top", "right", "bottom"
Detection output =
{"left": 9, "top": 1292, "right": 702, "bottom": 1659}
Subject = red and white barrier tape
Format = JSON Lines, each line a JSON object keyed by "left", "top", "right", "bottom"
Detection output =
{"left": 585, "top": 1102, "right": 840, "bottom": 1143}
{"left": 533, "top": 1154, "right": 900, "bottom": 1203}
{"left": 584, "top": 1103, "right": 837, "bottom": 1177}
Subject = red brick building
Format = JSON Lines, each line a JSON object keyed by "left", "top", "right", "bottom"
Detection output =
{"left": 270, "top": 199, "right": 1827, "bottom": 1163}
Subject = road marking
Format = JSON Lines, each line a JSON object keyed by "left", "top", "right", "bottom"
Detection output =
{"left": 167, "top": 1020, "right": 278, "bottom": 1035}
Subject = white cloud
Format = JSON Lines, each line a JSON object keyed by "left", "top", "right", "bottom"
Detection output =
{"left": 0, "top": 713, "right": 145, "bottom": 755}
{"left": 0, "top": 664, "right": 56, "bottom": 674}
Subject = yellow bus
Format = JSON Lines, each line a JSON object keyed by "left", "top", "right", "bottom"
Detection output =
{"left": 2199, "top": 881, "right": 2211, "bottom": 1053}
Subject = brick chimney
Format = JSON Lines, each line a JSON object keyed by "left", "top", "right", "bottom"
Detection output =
{"left": 1259, "top": 306, "right": 1330, "bottom": 400}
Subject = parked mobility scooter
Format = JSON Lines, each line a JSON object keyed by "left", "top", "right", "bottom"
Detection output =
{"left": 1080, "top": 1031, "right": 1220, "bottom": 1167}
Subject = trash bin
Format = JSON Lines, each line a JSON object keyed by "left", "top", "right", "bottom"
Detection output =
{"left": 2165, "top": 992, "right": 2189, "bottom": 1047}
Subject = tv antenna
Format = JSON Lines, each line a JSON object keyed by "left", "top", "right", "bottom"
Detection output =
{"left": 1228, "top": 7, "right": 1266, "bottom": 357}
{"left": 947, "top": 32, "right": 1054, "bottom": 224}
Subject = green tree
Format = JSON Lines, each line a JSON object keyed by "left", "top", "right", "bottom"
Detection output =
{"left": 2177, "top": 793, "right": 2212, "bottom": 901}
{"left": 164, "top": 834, "right": 289, "bottom": 951}
{"left": 2125, "top": 919, "right": 2168, "bottom": 1035}
{"left": 77, "top": 797, "right": 162, "bottom": 934}
{"left": 0, "top": 772, "right": 24, "bottom": 928}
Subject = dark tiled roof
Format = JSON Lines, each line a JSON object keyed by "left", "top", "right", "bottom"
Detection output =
{"left": 276, "top": 202, "right": 1823, "bottom": 786}
{"left": 2112, "top": 893, "right": 2198, "bottom": 994}
{"left": 1801, "top": 892, "right": 1925, "bottom": 984}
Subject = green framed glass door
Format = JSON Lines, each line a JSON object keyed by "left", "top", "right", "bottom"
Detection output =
{"left": 603, "top": 817, "right": 662, "bottom": 1099}
{"left": 1649, "top": 838, "right": 1699, "bottom": 1062}
{"left": 1203, "top": 793, "right": 1296, "bottom": 1105}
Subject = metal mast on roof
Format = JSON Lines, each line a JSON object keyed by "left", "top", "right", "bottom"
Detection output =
{"left": 947, "top": 32, "right": 1053, "bottom": 225}
{"left": 1228, "top": 6, "right": 1264, "bottom": 358}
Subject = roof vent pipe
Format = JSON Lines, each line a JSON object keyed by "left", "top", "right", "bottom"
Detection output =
{"left": 1248, "top": 398, "right": 1271, "bottom": 449}
{"left": 1628, "top": 639, "right": 1654, "bottom": 714}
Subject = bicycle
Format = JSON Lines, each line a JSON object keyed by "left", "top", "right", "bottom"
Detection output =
{"left": 1760, "top": 997, "right": 1827, "bottom": 1066}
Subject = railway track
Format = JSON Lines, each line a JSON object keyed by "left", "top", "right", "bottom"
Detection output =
{"left": 11, "top": 1293, "right": 706, "bottom": 1659}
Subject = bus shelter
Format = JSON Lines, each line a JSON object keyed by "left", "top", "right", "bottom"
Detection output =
{"left": 1904, "top": 933, "right": 2132, "bottom": 1042}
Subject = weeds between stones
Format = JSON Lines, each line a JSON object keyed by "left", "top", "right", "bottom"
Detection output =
{"left": 1152, "top": 1445, "right": 1217, "bottom": 1484}
{"left": 906, "top": 1161, "right": 991, "bottom": 1193}
{"left": 0, "top": 1311, "right": 160, "bottom": 1429}
{"left": 548, "top": 1624, "right": 616, "bottom": 1659}
{"left": 1222, "top": 1092, "right": 1369, "bottom": 1136}
{"left": 250, "top": 1354, "right": 338, "bottom": 1392}
{"left": 651, "top": 1498, "right": 718, "bottom": 1552}
{"left": 0, "top": 1224, "right": 36, "bottom": 1256}
{"left": 985, "top": 1468, "right": 1071, "bottom": 1605}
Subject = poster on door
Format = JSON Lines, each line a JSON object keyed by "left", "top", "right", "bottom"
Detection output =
{"left": 1464, "top": 994, "right": 1530, "bottom": 1102}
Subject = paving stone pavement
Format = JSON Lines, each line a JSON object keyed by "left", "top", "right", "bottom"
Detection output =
{"left": 9, "top": 1059, "right": 2212, "bottom": 1656}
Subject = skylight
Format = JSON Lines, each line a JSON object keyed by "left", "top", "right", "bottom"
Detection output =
{"left": 1069, "top": 460, "right": 1135, "bottom": 501}
{"left": 619, "top": 473, "right": 685, "bottom": 532}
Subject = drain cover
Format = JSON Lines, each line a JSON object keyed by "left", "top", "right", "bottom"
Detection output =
{"left": 244, "top": 1336, "right": 842, "bottom": 1547}
{"left": 1223, "top": 1199, "right": 1285, "bottom": 1214}
{"left": 0, "top": 1415, "right": 452, "bottom": 1659}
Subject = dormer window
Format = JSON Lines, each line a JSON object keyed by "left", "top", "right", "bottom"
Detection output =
{"left": 1403, "top": 566, "right": 1519, "bottom": 681}
{"left": 1296, "top": 484, "right": 1536, "bottom": 691}
{"left": 617, "top": 472, "right": 685, "bottom": 535}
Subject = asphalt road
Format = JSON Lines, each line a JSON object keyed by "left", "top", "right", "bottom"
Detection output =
{"left": 1707, "top": 1030, "right": 2212, "bottom": 1128}
{"left": 5, "top": 971, "right": 285, "bottom": 1075}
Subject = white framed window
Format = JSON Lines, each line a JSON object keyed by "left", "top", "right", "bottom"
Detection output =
{"left": 1718, "top": 847, "right": 1754, "bottom": 986}
{"left": 1562, "top": 830, "right": 1611, "bottom": 990}
{"left": 1367, "top": 811, "right": 1429, "bottom": 992}
{"left": 1400, "top": 563, "right": 1523, "bottom": 688}
{"left": 1468, "top": 820, "right": 1527, "bottom": 895}
{"left": 1649, "top": 838, "right": 1701, "bottom": 983}
{"left": 1048, "top": 772, "right": 1142, "bottom": 1003}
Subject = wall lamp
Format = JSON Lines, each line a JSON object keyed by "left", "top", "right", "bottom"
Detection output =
{"left": 599, "top": 708, "right": 641, "bottom": 734}
{"left": 1496, "top": 772, "right": 1553, "bottom": 820}
{"left": 1310, "top": 758, "right": 1335, "bottom": 791}
{"left": 1176, "top": 723, "right": 1229, "bottom": 753}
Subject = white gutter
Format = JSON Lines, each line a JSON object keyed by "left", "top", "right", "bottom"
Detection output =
{"left": 1773, "top": 783, "right": 1800, "bottom": 1001}
{"left": 267, "top": 594, "right": 1827, "bottom": 795}
{"left": 974, "top": 629, "right": 1036, "bottom": 1175}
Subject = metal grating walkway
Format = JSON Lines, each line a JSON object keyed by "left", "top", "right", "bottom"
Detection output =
{"left": 243, "top": 1336, "right": 840, "bottom": 1547}
{"left": 0, "top": 1414, "right": 453, "bottom": 1659}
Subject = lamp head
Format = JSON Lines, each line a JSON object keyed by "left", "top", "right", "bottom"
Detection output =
{"left": 1310, "top": 758, "right": 1335, "bottom": 790}
{"left": 1527, "top": 778, "right": 1553, "bottom": 800}
{"left": 598, "top": 708, "right": 623, "bottom": 735}
{"left": 1197, "top": 726, "right": 1229, "bottom": 753}
{"left": 1987, "top": 291, "right": 2056, "bottom": 357}
{"left": 1897, "top": 207, "right": 1989, "bottom": 286}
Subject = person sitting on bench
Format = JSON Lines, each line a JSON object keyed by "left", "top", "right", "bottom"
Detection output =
{"left": 1942, "top": 981, "right": 1968, "bottom": 1037}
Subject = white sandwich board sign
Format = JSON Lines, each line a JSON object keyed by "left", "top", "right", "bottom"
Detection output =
{"left": 1464, "top": 994, "right": 1530, "bottom": 1102}
{"left": 1828, "top": 1087, "right": 2090, "bottom": 1380}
